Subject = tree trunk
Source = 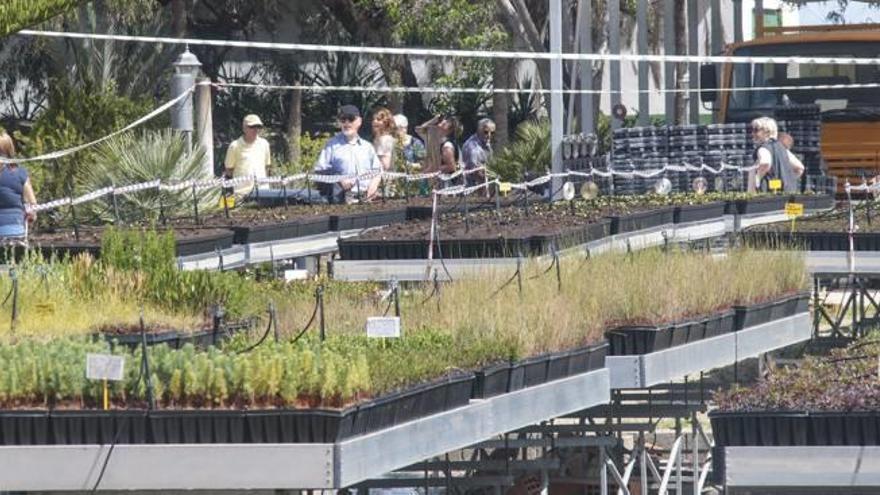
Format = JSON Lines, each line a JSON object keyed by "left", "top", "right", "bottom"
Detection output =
{"left": 171, "top": 0, "right": 187, "bottom": 37}
{"left": 674, "top": 0, "right": 687, "bottom": 124}
{"left": 492, "top": 58, "right": 512, "bottom": 149}
{"left": 400, "top": 56, "right": 425, "bottom": 125}
{"left": 286, "top": 76, "right": 303, "bottom": 167}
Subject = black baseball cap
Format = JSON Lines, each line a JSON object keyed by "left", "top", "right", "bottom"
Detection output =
{"left": 338, "top": 105, "right": 361, "bottom": 120}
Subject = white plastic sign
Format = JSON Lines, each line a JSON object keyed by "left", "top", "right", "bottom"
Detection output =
{"left": 86, "top": 354, "right": 126, "bottom": 381}
{"left": 366, "top": 317, "right": 401, "bottom": 338}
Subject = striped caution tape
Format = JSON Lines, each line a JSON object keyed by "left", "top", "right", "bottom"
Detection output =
{"left": 0, "top": 89, "right": 193, "bottom": 164}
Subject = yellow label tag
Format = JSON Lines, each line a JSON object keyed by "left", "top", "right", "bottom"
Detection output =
{"left": 785, "top": 202, "right": 804, "bottom": 217}
{"left": 219, "top": 195, "right": 235, "bottom": 209}
{"left": 769, "top": 179, "right": 782, "bottom": 192}
{"left": 498, "top": 182, "right": 512, "bottom": 194}
{"left": 35, "top": 302, "right": 55, "bottom": 315}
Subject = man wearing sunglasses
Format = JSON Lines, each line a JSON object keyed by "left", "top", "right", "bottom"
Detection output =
{"left": 461, "top": 118, "right": 496, "bottom": 186}
{"left": 314, "top": 105, "right": 382, "bottom": 203}
{"left": 224, "top": 114, "right": 272, "bottom": 196}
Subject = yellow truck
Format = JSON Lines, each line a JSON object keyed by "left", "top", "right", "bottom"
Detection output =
{"left": 701, "top": 24, "right": 880, "bottom": 193}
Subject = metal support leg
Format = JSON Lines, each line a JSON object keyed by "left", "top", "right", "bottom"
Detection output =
{"left": 639, "top": 432, "right": 648, "bottom": 495}
{"left": 600, "top": 446, "right": 608, "bottom": 495}
{"left": 675, "top": 419, "right": 683, "bottom": 494}
{"left": 692, "top": 413, "right": 699, "bottom": 495}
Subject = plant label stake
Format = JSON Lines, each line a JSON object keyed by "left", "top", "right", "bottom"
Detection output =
{"left": 270, "top": 301, "right": 279, "bottom": 343}
{"left": 553, "top": 245, "right": 562, "bottom": 292}
{"left": 463, "top": 191, "right": 470, "bottom": 233}
{"left": 391, "top": 277, "right": 401, "bottom": 318}
{"left": 516, "top": 251, "right": 523, "bottom": 295}
{"left": 191, "top": 184, "right": 200, "bottom": 225}
{"left": 366, "top": 316, "right": 401, "bottom": 339}
{"left": 87, "top": 353, "right": 126, "bottom": 411}
{"left": 139, "top": 311, "right": 156, "bottom": 410}
{"left": 494, "top": 182, "right": 502, "bottom": 215}
{"left": 769, "top": 179, "right": 782, "bottom": 194}
{"left": 785, "top": 202, "right": 804, "bottom": 233}
{"left": 9, "top": 268, "right": 18, "bottom": 333}
{"left": 317, "top": 285, "right": 326, "bottom": 342}
{"left": 212, "top": 304, "right": 225, "bottom": 346}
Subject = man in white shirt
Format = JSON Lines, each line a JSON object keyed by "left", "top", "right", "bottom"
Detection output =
{"left": 224, "top": 114, "right": 272, "bottom": 195}
{"left": 314, "top": 105, "right": 382, "bottom": 202}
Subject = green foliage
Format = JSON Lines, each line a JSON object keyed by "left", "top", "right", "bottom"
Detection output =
{"left": 0, "top": 0, "right": 86, "bottom": 37}
{"left": 488, "top": 119, "right": 550, "bottom": 181}
{"left": 79, "top": 129, "right": 215, "bottom": 224}
{"left": 102, "top": 227, "right": 176, "bottom": 273}
{"left": 14, "top": 82, "right": 155, "bottom": 203}
{"left": 277, "top": 132, "right": 331, "bottom": 175}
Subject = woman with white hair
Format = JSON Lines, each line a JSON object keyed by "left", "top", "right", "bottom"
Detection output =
{"left": 393, "top": 114, "right": 426, "bottom": 167}
{"left": 751, "top": 116, "right": 804, "bottom": 193}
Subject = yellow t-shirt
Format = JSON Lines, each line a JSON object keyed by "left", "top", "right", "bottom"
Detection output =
{"left": 224, "top": 136, "right": 271, "bottom": 195}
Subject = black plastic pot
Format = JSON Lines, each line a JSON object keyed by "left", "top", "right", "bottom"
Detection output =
{"left": 330, "top": 208, "right": 408, "bottom": 231}
{"left": 704, "top": 310, "right": 736, "bottom": 339}
{"left": 174, "top": 229, "right": 236, "bottom": 257}
{"left": 733, "top": 196, "right": 787, "bottom": 215}
{"left": 105, "top": 330, "right": 181, "bottom": 349}
{"left": 794, "top": 193, "right": 834, "bottom": 211}
{"left": 0, "top": 411, "right": 50, "bottom": 445}
{"left": 606, "top": 325, "right": 675, "bottom": 356}
{"left": 472, "top": 361, "right": 513, "bottom": 399}
{"left": 673, "top": 202, "right": 726, "bottom": 224}
{"left": 710, "top": 411, "right": 880, "bottom": 447}
{"left": 733, "top": 299, "right": 777, "bottom": 330}
{"left": 227, "top": 215, "right": 332, "bottom": 244}
{"left": 520, "top": 354, "right": 551, "bottom": 387}
{"left": 606, "top": 207, "right": 675, "bottom": 235}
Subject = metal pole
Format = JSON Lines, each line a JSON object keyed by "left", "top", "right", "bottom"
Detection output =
{"left": 609, "top": 0, "right": 621, "bottom": 130}
{"left": 733, "top": 0, "right": 743, "bottom": 43}
{"left": 687, "top": 0, "right": 699, "bottom": 125}
{"left": 664, "top": 0, "right": 676, "bottom": 125}
{"left": 639, "top": 432, "right": 648, "bottom": 495}
{"left": 579, "top": 0, "right": 594, "bottom": 135}
{"left": 637, "top": 0, "right": 649, "bottom": 126}
{"left": 600, "top": 446, "right": 608, "bottom": 495}
{"left": 692, "top": 412, "right": 699, "bottom": 495}
{"left": 550, "top": 0, "right": 564, "bottom": 201}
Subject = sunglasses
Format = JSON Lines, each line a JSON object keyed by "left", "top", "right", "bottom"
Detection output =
{"left": 339, "top": 116, "right": 357, "bottom": 123}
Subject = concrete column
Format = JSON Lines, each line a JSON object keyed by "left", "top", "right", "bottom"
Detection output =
{"left": 195, "top": 78, "right": 214, "bottom": 178}
{"left": 171, "top": 48, "right": 202, "bottom": 152}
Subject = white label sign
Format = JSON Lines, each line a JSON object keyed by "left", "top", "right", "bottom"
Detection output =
{"left": 86, "top": 353, "right": 126, "bottom": 381}
{"left": 366, "top": 317, "right": 401, "bottom": 338}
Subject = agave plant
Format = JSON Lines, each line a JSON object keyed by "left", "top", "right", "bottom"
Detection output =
{"left": 78, "top": 129, "right": 216, "bottom": 224}
{"left": 488, "top": 118, "right": 550, "bottom": 181}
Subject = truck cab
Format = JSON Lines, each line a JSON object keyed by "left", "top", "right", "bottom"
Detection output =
{"left": 701, "top": 26, "right": 880, "bottom": 193}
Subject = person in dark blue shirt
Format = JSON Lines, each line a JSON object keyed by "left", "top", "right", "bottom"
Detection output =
{"left": 0, "top": 131, "right": 37, "bottom": 237}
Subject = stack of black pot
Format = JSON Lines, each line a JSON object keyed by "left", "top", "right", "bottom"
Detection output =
{"left": 609, "top": 126, "right": 670, "bottom": 195}
{"left": 776, "top": 103, "right": 822, "bottom": 176}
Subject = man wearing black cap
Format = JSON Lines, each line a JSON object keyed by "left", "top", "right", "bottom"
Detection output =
{"left": 314, "top": 105, "right": 382, "bottom": 202}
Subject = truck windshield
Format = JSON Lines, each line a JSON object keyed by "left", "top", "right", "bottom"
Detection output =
{"left": 728, "top": 41, "right": 880, "bottom": 122}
